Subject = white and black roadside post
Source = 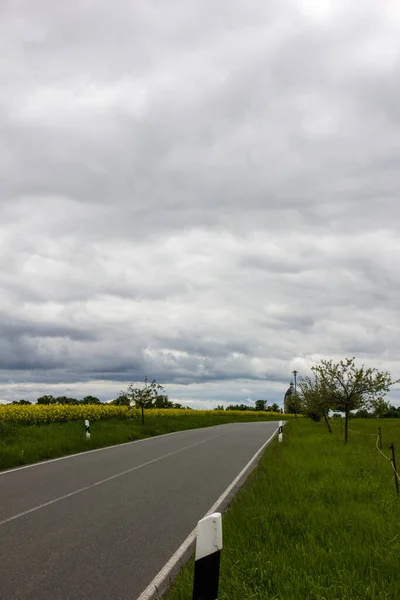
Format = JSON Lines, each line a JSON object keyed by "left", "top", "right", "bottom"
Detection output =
{"left": 278, "top": 420, "right": 283, "bottom": 443}
{"left": 85, "top": 419, "right": 90, "bottom": 440}
{"left": 192, "top": 512, "right": 223, "bottom": 600}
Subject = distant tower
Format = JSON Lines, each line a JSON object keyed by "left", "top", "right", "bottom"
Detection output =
{"left": 284, "top": 381, "right": 295, "bottom": 413}
{"left": 292, "top": 370, "right": 298, "bottom": 395}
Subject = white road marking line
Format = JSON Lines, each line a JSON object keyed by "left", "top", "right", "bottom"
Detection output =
{"left": 137, "top": 425, "right": 279, "bottom": 600}
{"left": 0, "top": 430, "right": 231, "bottom": 527}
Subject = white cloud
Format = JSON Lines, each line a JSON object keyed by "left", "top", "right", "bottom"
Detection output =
{"left": 1, "top": 0, "right": 400, "bottom": 407}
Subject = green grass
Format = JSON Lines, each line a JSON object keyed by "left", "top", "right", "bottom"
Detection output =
{"left": 0, "top": 411, "right": 283, "bottom": 472}
{"left": 167, "top": 418, "right": 400, "bottom": 600}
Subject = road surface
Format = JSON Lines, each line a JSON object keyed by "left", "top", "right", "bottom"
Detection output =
{"left": 0, "top": 421, "right": 278, "bottom": 600}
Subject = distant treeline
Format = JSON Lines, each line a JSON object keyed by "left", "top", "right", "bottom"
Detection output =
{"left": 11, "top": 392, "right": 190, "bottom": 409}
{"left": 329, "top": 406, "right": 400, "bottom": 419}
{"left": 11, "top": 396, "right": 102, "bottom": 406}
{"left": 10, "top": 395, "right": 188, "bottom": 409}
{"left": 351, "top": 405, "right": 400, "bottom": 418}
{"left": 216, "top": 401, "right": 281, "bottom": 412}
{"left": 109, "top": 393, "right": 188, "bottom": 409}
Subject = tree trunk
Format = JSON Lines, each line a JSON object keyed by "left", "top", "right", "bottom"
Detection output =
{"left": 323, "top": 413, "right": 332, "bottom": 433}
{"left": 344, "top": 409, "right": 349, "bottom": 443}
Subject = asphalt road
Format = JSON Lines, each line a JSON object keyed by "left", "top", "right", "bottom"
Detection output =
{"left": 0, "top": 421, "right": 278, "bottom": 600}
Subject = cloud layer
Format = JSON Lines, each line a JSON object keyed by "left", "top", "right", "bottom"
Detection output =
{"left": 2, "top": 0, "right": 400, "bottom": 406}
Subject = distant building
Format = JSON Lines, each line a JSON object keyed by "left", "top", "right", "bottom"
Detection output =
{"left": 284, "top": 381, "right": 295, "bottom": 413}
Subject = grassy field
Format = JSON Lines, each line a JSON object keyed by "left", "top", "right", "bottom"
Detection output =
{"left": 167, "top": 418, "right": 400, "bottom": 600}
{"left": 0, "top": 409, "right": 286, "bottom": 471}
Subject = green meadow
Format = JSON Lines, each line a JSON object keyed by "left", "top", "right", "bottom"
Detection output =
{"left": 167, "top": 418, "right": 400, "bottom": 600}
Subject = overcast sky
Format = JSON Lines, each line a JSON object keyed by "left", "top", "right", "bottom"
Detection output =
{"left": 1, "top": 0, "right": 400, "bottom": 407}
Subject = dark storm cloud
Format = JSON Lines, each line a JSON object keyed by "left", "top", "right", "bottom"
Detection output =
{"left": 1, "top": 0, "right": 400, "bottom": 406}
{"left": 0, "top": 317, "right": 96, "bottom": 342}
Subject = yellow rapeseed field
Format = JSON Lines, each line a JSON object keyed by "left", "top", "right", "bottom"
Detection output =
{"left": 0, "top": 404, "right": 135, "bottom": 425}
{"left": 0, "top": 404, "right": 288, "bottom": 425}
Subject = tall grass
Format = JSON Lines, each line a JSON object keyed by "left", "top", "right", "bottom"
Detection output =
{"left": 167, "top": 419, "right": 400, "bottom": 600}
{"left": 0, "top": 410, "right": 284, "bottom": 471}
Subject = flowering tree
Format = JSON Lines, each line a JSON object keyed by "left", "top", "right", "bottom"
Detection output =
{"left": 311, "top": 358, "right": 399, "bottom": 443}
{"left": 125, "top": 377, "right": 169, "bottom": 425}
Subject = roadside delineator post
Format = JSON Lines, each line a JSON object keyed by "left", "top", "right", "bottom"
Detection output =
{"left": 85, "top": 419, "right": 90, "bottom": 440}
{"left": 278, "top": 420, "right": 283, "bottom": 443}
{"left": 192, "top": 512, "right": 222, "bottom": 600}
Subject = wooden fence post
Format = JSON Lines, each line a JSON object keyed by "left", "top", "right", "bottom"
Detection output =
{"left": 389, "top": 443, "right": 399, "bottom": 496}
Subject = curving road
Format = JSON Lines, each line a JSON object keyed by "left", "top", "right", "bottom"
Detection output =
{"left": 0, "top": 421, "right": 278, "bottom": 600}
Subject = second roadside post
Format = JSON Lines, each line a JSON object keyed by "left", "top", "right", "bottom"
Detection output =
{"left": 278, "top": 420, "right": 283, "bottom": 443}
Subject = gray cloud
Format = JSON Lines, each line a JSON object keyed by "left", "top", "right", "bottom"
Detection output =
{"left": 1, "top": 0, "right": 400, "bottom": 406}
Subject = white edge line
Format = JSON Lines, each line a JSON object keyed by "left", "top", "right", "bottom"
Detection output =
{"left": 137, "top": 426, "right": 279, "bottom": 600}
{"left": 0, "top": 424, "right": 226, "bottom": 476}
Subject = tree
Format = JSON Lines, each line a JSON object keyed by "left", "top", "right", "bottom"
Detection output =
{"left": 154, "top": 394, "right": 173, "bottom": 408}
{"left": 11, "top": 399, "right": 31, "bottom": 405}
{"left": 110, "top": 394, "right": 130, "bottom": 406}
{"left": 299, "top": 374, "right": 333, "bottom": 432}
{"left": 312, "top": 357, "right": 399, "bottom": 443}
{"left": 255, "top": 400, "right": 267, "bottom": 411}
{"left": 270, "top": 403, "right": 280, "bottom": 412}
{"left": 370, "top": 397, "right": 390, "bottom": 418}
{"left": 384, "top": 405, "right": 400, "bottom": 418}
{"left": 55, "top": 396, "right": 79, "bottom": 405}
{"left": 214, "top": 405, "right": 225, "bottom": 410}
{"left": 353, "top": 409, "right": 373, "bottom": 418}
{"left": 81, "top": 396, "right": 101, "bottom": 405}
{"left": 124, "top": 377, "right": 168, "bottom": 425}
{"left": 36, "top": 395, "right": 56, "bottom": 404}
{"left": 285, "top": 393, "right": 301, "bottom": 416}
